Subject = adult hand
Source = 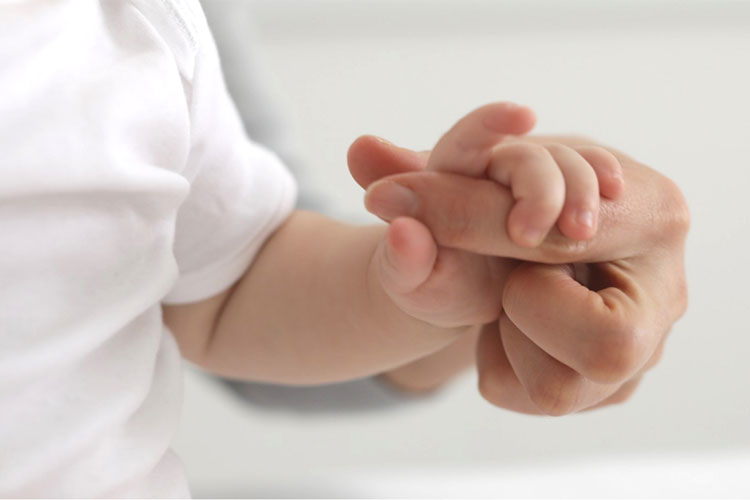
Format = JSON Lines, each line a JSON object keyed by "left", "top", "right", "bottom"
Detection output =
{"left": 347, "top": 130, "right": 689, "bottom": 415}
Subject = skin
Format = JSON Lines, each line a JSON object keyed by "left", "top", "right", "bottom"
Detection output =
{"left": 164, "top": 102, "right": 689, "bottom": 417}
{"left": 348, "top": 116, "right": 689, "bottom": 413}
{"left": 162, "top": 105, "right": 539, "bottom": 385}
{"left": 424, "top": 103, "right": 624, "bottom": 246}
{"left": 164, "top": 211, "right": 472, "bottom": 385}
{"left": 165, "top": 103, "right": 595, "bottom": 387}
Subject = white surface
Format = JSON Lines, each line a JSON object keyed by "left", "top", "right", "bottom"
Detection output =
{"left": 174, "top": 1, "right": 750, "bottom": 497}
{"left": 244, "top": 452, "right": 750, "bottom": 498}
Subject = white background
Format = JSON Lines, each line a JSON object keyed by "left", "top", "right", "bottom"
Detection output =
{"left": 174, "top": 1, "right": 750, "bottom": 497}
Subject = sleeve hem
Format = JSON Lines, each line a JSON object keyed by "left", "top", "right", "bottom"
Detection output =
{"left": 161, "top": 165, "right": 297, "bottom": 305}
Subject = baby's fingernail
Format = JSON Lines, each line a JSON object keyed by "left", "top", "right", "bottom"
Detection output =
{"left": 365, "top": 181, "right": 418, "bottom": 221}
{"left": 577, "top": 209, "right": 595, "bottom": 229}
{"left": 521, "top": 226, "right": 545, "bottom": 247}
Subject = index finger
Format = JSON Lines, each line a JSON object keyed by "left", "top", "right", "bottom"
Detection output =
{"left": 365, "top": 171, "right": 624, "bottom": 263}
{"left": 365, "top": 153, "right": 685, "bottom": 264}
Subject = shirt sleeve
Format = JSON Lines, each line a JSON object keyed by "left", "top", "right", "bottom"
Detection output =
{"left": 161, "top": 3, "right": 297, "bottom": 305}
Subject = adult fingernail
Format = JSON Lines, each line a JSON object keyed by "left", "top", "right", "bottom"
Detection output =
{"left": 365, "top": 181, "right": 418, "bottom": 221}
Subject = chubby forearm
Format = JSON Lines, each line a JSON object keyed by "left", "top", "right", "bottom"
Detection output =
{"left": 193, "top": 210, "right": 465, "bottom": 384}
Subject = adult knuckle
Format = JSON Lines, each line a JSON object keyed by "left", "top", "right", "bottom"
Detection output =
{"left": 584, "top": 316, "right": 648, "bottom": 383}
{"left": 656, "top": 176, "right": 691, "bottom": 240}
{"left": 674, "top": 276, "right": 689, "bottom": 318}
{"left": 666, "top": 179, "right": 691, "bottom": 233}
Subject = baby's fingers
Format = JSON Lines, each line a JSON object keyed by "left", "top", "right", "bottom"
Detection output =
{"left": 375, "top": 217, "right": 438, "bottom": 296}
{"left": 371, "top": 216, "right": 508, "bottom": 328}
{"left": 427, "top": 102, "right": 537, "bottom": 176}
{"left": 574, "top": 145, "right": 625, "bottom": 199}
{"left": 545, "top": 144, "right": 600, "bottom": 241}
{"left": 487, "top": 143, "right": 565, "bottom": 247}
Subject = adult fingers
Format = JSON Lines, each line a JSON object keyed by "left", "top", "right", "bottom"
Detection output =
{"left": 427, "top": 102, "right": 537, "bottom": 176}
{"left": 476, "top": 322, "right": 542, "bottom": 415}
{"left": 477, "top": 318, "right": 649, "bottom": 415}
{"left": 501, "top": 262, "right": 658, "bottom": 384}
{"left": 348, "top": 135, "right": 428, "bottom": 189}
{"left": 365, "top": 171, "right": 589, "bottom": 263}
{"left": 364, "top": 155, "right": 688, "bottom": 264}
{"left": 499, "top": 312, "right": 620, "bottom": 415}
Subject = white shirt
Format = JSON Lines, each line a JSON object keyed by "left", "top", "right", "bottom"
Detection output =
{"left": 0, "top": 0, "right": 296, "bottom": 496}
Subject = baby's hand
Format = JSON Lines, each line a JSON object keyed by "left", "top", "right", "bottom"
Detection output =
{"left": 360, "top": 102, "right": 624, "bottom": 330}
{"left": 427, "top": 102, "right": 624, "bottom": 247}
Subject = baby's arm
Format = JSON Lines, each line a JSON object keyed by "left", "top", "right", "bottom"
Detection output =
{"left": 164, "top": 211, "right": 473, "bottom": 385}
{"left": 163, "top": 105, "right": 532, "bottom": 385}
{"left": 163, "top": 103, "right": 622, "bottom": 388}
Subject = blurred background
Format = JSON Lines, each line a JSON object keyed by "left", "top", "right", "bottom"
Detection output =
{"left": 173, "top": 1, "right": 750, "bottom": 497}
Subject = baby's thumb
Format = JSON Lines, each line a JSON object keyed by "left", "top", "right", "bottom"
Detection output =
{"left": 375, "top": 217, "right": 437, "bottom": 297}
